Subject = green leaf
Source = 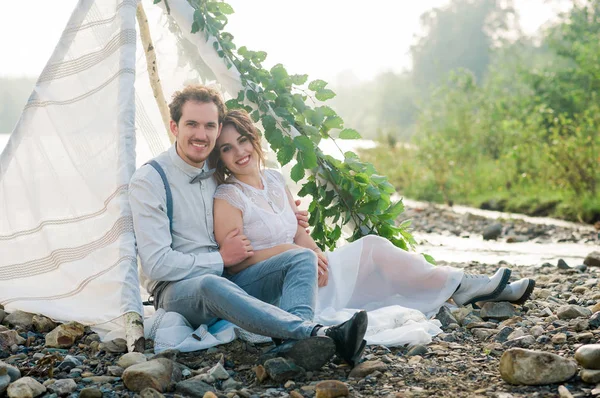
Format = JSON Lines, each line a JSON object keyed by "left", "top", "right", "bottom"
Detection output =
{"left": 246, "top": 90, "right": 258, "bottom": 103}
{"left": 293, "top": 136, "right": 314, "bottom": 152}
{"left": 263, "top": 91, "right": 277, "bottom": 101}
{"left": 154, "top": 0, "right": 161, "bottom": 3}
{"left": 291, "top": 163, "right": 305, "bottom": 182}
{"left": 191, "top": 21, "right": 200, "bottom": 33}
{"left": 357, "top": 200, "right": 379, "bottom": 214}
{"left": 387, "top": 201, "right": 405, "bottom": 219}
{"left": 270, "top": 64, "right": 289, "bottom": 81}
{"left": 253, "top": 51, "right": 267, "bottom": 63}
{"left": 318, "top": 106, "right": 338, "bottom": 117}
{"left": 290, "top": 74, "right": 309, "bottom": 85}
{"left": 216, "top": 2, "right": 234, "bottom": 14}
{"left": 339, "top": 129, "right": 361, "bottom": 139}
{"left": 250, "top": 110, "right": 260, "bottom": 123}
{"left": 308, "top": 79, "right": 328, "bottom": 91}
{"left": 315, "top": 89, "right": 336, "bottom": 101}
{"left": 277, "top": 146, "right": 295, "bottom": 166}
{"left": 298, "top": 151, "right": 318, "bottom": 169}
{"left": 323, "top": 116, "right": 343, "bottom": 130}
{"left": 298, "top": 181, "right": 317, "bottom": 197}
{"left": 423, "top": 254, "right": 437, "bottom": 265}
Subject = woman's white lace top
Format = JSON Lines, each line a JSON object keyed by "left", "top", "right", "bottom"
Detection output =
{"left": 214, "top": 169, "right": 297, "bottom": 250}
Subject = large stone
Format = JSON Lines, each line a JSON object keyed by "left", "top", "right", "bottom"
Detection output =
{"left": 0, "top": 374, "right": 10, "bottom": 395}
{"left": 207, "top": 362, "right": 230, "bottom": 380}
{"left": 0, "top": 309, "right": 5, "bottom": 324}
{"left": 0, "top": 330, "right": 25, "bottom": 350}
{"left": 0, "top": 360, "right": 21, "bottom": 381}
{"left": 7, "top": 377, "right": 46, "bottom": 398}
{"left": 47, "top": 379, "right": 77, "bottom": 396}
{"left": 174, "top": 376, "right": 216, "bottom": 398}
{"left": 79, "top": 388, "right": 103, "bottom": 398}
{"left": 264, "top": 357, "right": 305, "bottom": 382}
{"left": 503, "top": 335, "right": 535, "bottom": 349}
{"left": 499, "top": 348, "right": 577, "bottom": 385}
{"left": 253, "top": 365, "right": 268, "bottom": 383}
{"left": 117, "top": 352, "right": 147, "bottom": 369}
{"left": 557, "top": 305, "right": 592, "bottom": 320}
{"left": 45, "top": 322, "right": 85, "bottom": 348}
{"left": 315, "top": 380, "right": 350, "bottom": 398}
{"left": 480, "top": 302, "right": 519, "bottom": 321}
{"left": 584, "top": 252, "right": 600, "bottom": 268}
{"left": 435, "top": 306, "right": 458, "bottom": 328}
{"left": 4, "top": 311, "right": 34, "bottom": 330}
{"left": 483, "top": 223, "right": 503, "bottom": 240}
{"left": 122, "top": 358, "right": 181, "bottom": 393}
{"left": 99, "top": 338, "right": 128, "bottom": 353}
{"left": 32, "top": 316, "right": 57, "bottom": 334}
{"left": 580, "top": 369, "right": 600, "bottom": 384}
{"left": 348, "top": 360, "right": 387, "bottom": 378}
{"left": 575, "top": 344, "right": 600, "bottom": 369}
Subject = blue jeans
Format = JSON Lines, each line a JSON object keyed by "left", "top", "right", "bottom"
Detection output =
{"left": 157, "top": 248, "right": 319, "bottom": 340}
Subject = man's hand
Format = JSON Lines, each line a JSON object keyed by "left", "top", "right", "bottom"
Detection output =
{"left": 294, "top": 199, "right": 309, "bottom": 229}
{"left": 315, "top": 249, "right": 329, "bottom": 287}
{"left": 219, "top": 228, "right": 254, "bottom": 267}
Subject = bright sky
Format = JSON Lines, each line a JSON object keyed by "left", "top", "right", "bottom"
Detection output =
{"left": 0, "top": 0, "right": 569, "bottom": 82}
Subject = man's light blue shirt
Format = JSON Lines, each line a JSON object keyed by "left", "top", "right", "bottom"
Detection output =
{"left": 129, "top": 145, "right": 223, "bottom": 293}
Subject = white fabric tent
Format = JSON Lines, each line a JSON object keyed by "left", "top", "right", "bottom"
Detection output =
{"left": 0, "top": 0, "right": 244, "bottom": 337}
{"left": 0, "top": 0, "right": 446, "bottom": 350}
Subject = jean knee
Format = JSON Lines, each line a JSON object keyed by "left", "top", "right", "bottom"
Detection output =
{"left": 293, "top": 248, "right": 318, "bottom": 274}
{"left": 195, "top": 274, "right": 227, "bottom": 296}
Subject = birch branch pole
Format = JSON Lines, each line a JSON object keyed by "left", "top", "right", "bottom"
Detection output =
{"left": 137, "top": 3, "right": 175, "bottom": 144}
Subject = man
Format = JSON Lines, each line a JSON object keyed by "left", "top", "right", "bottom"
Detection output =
{"left": 129, "top": 85, "right": 367, "bottom": 369}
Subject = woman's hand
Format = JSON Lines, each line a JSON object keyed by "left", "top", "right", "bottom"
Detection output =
{"left": 314, "top": 248, "right": 329, "bottom": 287}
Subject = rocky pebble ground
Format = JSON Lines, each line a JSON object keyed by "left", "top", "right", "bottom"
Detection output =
{"left": 1, "top": 205, "right": 600, "bottom": 398}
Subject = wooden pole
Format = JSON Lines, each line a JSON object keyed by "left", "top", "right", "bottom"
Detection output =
{"left": 125, "top": 311, "right": 145, "bottom": 353}
{"left": 136, "top": 2, "right": 175, "bottom": 144}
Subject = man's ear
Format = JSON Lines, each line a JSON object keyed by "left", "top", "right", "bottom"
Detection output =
{"left": 216, "top": 122, "right": 223, "bottom": 138}
{"left": 170, "top": 120, "right": 178, "bottom": 137}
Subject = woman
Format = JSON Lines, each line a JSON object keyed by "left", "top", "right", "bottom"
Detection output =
{"left": 210, "top": 110, "right": 535, "bottom": 346}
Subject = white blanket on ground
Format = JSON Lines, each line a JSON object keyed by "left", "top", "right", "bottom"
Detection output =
{"left": 143, "top": 305, "right": 443, "bottom": 353}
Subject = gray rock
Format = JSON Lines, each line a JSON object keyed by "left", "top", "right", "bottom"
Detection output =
{"left": 263, "top": 357, "right": 305, "bottom": 382}
{"left": 99, "top": 338, "right": 128, "bottom": 354}
{"left": 500, "top": 348, "right": 577, "bottom": 385}
{"left": 222, "top": 378, "right": 243, "bottom": 391}
{"left": 552, "top": 333, "right": 567, "bottom": 344}
{"left": 0, "top": 360, "right": 21, "bottom": 381}
{"left": 175, "top": 376, "right": 216, "bottom": 398}
{"left": 461, "top": 313, "right": 483, "bottom": 327}
{"left": 56, "top": 355, "right": 82, "bottom": 372}
{"left": 575, "top": 264, "right": 588, "bottom": 272}
{"left": 530, "top": 325, "right": 544, "bottom": 337}
{"left": 494, "top": 326, "right": 514, "bottom": 343}
{"left": 472, "top": 328, "right": 496, "bottom": 341}
{"left": 557, "top": 259, "right": 570, "bottom": 269}
{"left": 79, "top": 388, "right": 103, "bottom": 398}
{"left": 503, "top": 335, "right": 535, "bottom": 349}
{"left": 117, "top": 352, "right": 147, "bottom": 369}
{"left": 6, "top": 377, "right": 47, "bottom": 398}
{"left": 581, "top": 369, "right": 600, "bottom": 384}
{"left": 584, "top": 252, "right": 600, "bottom": 268}
{"left": 0, "top": 374, "right": 10, "bottom": 395}
{"left": 406, "top": 345, "right": 428, "bottom": 357}
{"left": 575, "top": 344, "right": 600, "bottom": 369}
{"left": 208, "top": 362, "right": 230, "bottom": 380}
{"left": 47, "top": 379, "right": 77, "bottom": 396}
{"left": 4, "top": 311, "right": 34, "bottom": 330}
{"left": 32, "top": 315, "right": 57, "bottom": 334}
{"left": 480, "top": 302, "right": 519, "bottom": 321}
{"left": 435, "top": 306, "right": 458, "bottom": 328}
{"left": 348, "top": 360, "right": 387, "bottom": 378}
{"left": 590, "top": 312, "right": 600, "bottom": 329}
{"left": 0, "top": 331, "right": 24, "bottom": 350}
{"left": 0, "top": 310, "right": 5, "bottom": 324}
{"left": 122, "top": 358, "right": 181, "bottom": 393}
{"left": 139, "top": 388, "right": 166, "bottom": 398}
{"left": 557, "top": 305, "right": 592, "bottom": 320}
{"left": 107, "top": 365, "right": 124, "bottom": 377}
{"left": 483, "top": 223, "right": 503, "bottom": 240}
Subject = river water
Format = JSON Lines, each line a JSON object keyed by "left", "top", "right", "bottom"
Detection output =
{"left": 1, "top": 134, "right": 596, "bottom": 267}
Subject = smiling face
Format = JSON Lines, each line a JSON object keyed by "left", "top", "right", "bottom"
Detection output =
{"left": 216, "top": 124, "right": 260, "bottom": 178}
{"left": 170, "top": 100, "right": 221, "bottom": 168}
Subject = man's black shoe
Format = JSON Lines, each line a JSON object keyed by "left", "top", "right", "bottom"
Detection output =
{"left": 325, "top": 310, "right": 368, "bottom": 367}
{"left": 259, "top": 336, "right": 336, "bottom": 371}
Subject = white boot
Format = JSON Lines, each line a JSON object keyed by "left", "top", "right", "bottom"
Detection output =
{"left": 452, "top": 267, "right": 511, "bottom": 306}
{"left": 483, "top": 278, "right": 535, "bottom": 305}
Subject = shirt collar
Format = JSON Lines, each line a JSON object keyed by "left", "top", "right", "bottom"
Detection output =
{"left": 168, "top": 143, "right": 210, "bottom": 177}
